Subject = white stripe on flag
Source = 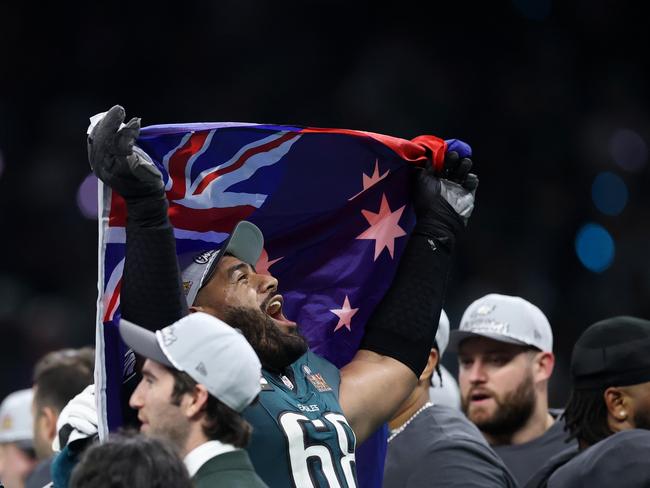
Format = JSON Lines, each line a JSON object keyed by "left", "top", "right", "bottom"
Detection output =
{"left": 105, "top": 226, "right": 229, "bottom": 245}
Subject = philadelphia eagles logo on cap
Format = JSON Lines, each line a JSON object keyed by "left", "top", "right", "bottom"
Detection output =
{"left": 194, "top": 249, "right": 217, "bottom": 264}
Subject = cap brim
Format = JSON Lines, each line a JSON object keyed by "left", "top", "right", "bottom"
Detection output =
{"left": 16, "top": 438, "right": 34, "bottom": 451}
{"left": 202, "top": 221, "right": 264, "bottom": 285}
{"left": 225, "top": 221, "right": 264, "bottom": 266}
{"left": 447, "top": 330, "right": 529, "bottom": 353}
{"left": 119, "top": 319, "right": 173, "bottom": 368}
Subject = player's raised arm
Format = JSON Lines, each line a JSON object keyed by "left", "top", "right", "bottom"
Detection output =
{"left": 88, "top": 105, "right": 188, "bottom": 329}
{"left": 339, "top": 147, "right": 478, "bottom": 443}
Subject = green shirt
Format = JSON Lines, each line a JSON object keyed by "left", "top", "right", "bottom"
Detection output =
{"left": 193, "top": 450, "right": 267, "bottom": 488}
{"left": 244, "top": 351, "right": 357, "bottom": 488}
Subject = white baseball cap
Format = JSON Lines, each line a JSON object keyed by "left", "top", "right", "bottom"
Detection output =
{"left": 180, "top": 221, "right": 264, "bottom": 306}
{"left": 434, "top": 309, "right": 450, "bottom": 357}
{"left": 449, "top": 293, "right": 553, "bottom": 352}
{"left": 0, "top": 388, "right": 34, "bottom": 445}
{"left": 119, "top": 312, "right": 262, "bottom": 413}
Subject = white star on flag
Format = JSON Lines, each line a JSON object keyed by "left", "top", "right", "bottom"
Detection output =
{"left": 356, "top": 193, "right": 406, "bottom": 260}
{"left": 330, "top": 295, "right": 359, "bottom": 332}
{"left": 349, "top": 159, "right": 390, "bottom": 201}
{"left": 256, "top": 248, "right": 283, "bottom": 276}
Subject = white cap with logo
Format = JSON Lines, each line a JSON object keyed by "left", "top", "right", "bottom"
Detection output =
{"left": 0, "top": 388, "right": 34, "bottom": 445}
{"left": 120, "top": 312, "right": 262, "bottom": 413}
{"left": 180, "top": 221, "right": 264, "bottom": 307}
{"left": 448, "top": 293, "right": 553, "bottom": 352}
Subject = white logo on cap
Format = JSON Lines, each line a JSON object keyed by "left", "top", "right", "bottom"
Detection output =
{"left": 463, "top": 319, "right": 509, "bottom": 334}
{"left": 161, "top": 327, "right": 178, "bottom": 347}
{"left": 473, "top": 304, "right": 496, "bottom": 317}
{"left": 123, "top": 349, "right": 137, "bottom": 381}
{"left": 194, "top": 250, "right": 217, "bottom": 265}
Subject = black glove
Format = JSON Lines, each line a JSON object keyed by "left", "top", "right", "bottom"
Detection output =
{"left": 87, "top": 105, "right": 167, "bottom": 227}
{"left": 412, "top": 151, "right": 479, "bottom": 247}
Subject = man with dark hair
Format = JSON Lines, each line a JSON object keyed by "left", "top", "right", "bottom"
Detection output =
{"left": 70, "top": 432, "right": 193, "bottom": 488}
{"left": 83, "top": 105, "right": 478, "bottom": 487}
{"left": 28, "top": 348, "right": 94, "bottom": 488}
{"left": 384, "top": 311, "right": 517, "bottom": 488}
{"left": 525, "top": 316, "right": 650, "bottom": 488}
{"left": 450, "top": 294, "right": 574, "bottom": 486}
{"left": 120, "top": 311, "right": 267, "bottom": 487}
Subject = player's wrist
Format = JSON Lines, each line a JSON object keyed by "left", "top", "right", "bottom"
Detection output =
{"left": 125, "top": 192, "right": 169, "bottom": 228}
{"left": 414, "top": 198, "right": 464, "bottom": 250}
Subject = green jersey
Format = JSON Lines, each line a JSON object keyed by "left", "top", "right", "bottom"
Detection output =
{"left": 244, "top": 351, "right": 357, "bottom": 488}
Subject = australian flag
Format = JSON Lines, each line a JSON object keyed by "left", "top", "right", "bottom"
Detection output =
{"left": 95, "top": 120, "right": 465, "bottom": 488}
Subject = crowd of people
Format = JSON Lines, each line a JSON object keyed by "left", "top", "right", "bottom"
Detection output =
{"left": 1, "top": 106, "right": 649, "bottom": 488}
{"left": 3, "top": 302, "right": 648, "bottom": 487}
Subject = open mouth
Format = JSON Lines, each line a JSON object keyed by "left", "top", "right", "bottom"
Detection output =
{"left": 264, "top": 294, "right": 297, "bottom": 329}
{"left": 470, "top": 391, "right": 492, "bottom": 403}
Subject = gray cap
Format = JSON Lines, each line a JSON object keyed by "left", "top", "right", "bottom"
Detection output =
{"left": 0, "top": 388, "right": 34, "bottom": 445}
{"left": 120, "top": 313, "right": 262, "bottom": 413}
{"left": 449, "top": 293, "right": 553, "bottom": 353}
{"left": 181, "top": 221, "right": 264, "bottom": 306}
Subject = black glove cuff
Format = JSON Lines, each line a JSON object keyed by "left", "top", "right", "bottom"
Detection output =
{"left": 125, "top": 193, "right": 169, "bottom": 228}
{"left": 414, "top": 197, "right": 465, "bottom": 251}
{"left": 361, "top": 231, "right": 453, "bottom": 376}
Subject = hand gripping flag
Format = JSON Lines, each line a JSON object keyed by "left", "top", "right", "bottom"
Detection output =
{"left": 95, "top": 120, "right": 468, "bottom": 488}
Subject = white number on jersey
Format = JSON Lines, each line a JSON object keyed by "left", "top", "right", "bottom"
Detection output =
{"left": 279, "top": 411, "right": 357, "bottom": 488}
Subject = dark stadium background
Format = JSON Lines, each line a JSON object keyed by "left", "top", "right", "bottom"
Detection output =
{"left": 1, "top": 0, "right": 648, "bottom": 408}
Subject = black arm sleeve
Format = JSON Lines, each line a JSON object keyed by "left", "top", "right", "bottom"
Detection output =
{"left": 120, "top": 196, "right": 188, "bottom": 330}
{"left": 360, "top": 198, "right": 463, "bottom": 376}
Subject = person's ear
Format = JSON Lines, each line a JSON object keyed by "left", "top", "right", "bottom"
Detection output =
{"left": 419, "top": 349, "right": 439, "bottom": 383}
{"left": 184, "top": 384, "right": 210, "bottom": 419}
{"left": 38, "top": 406, "right": 59, "bottom": 442}
{"left": 604, "top": 386, "right": 633, "bottom": 431}
{"left": 533, "top": 351, "right": 555, "bottom": 382}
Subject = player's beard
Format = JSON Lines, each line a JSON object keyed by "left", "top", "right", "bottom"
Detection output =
{"left": 462, "top": 371, "right": 536, "bottom": 444}
{"left": 223, "top": 306, "right": 309, "bottom": 372}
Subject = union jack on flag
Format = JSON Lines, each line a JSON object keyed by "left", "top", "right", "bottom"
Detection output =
{"left": 95, "top": 119, "right": 465, "bottom": 488}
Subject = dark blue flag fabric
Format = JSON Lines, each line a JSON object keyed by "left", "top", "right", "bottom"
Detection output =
{"left": 95, "top": 121, "right": 459, "bottom": 488}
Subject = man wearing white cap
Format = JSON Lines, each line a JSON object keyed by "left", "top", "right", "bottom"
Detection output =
{"left": 428, "top": 310, "right": 462, "bottom": 409}
{"left": 450, "top": 293, "right": 575, "bottom": 486}
{"left": 119, "top": 312, "right": 268, "bottom": 487}
{"left": 0, "top": 389, "right": 37, "bottom": 488}
{"left": 384, "top": 311, "right": 517, "bottom": 487}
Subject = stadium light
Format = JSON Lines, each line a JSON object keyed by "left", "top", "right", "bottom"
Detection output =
{"left": 77, "top": 173, "right": 98, "bottom": 219}
{"left": 591, "top": 171, "right": 628, "bottom": 216}
{"left": 575, "top": 223, "right": 615, "bottom": 273}
{"left": 609, "top": 128, "right": 647, "bottom": 172}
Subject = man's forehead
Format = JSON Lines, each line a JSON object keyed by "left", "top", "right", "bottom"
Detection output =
{"left": 215, "top": 255, "right": 254, "bottom": 275}
{"left": 142, "top": 358, "right": 169, "bottom": 375}
{"left": 458, "top": 336, "right": 527, "bottom": 355}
